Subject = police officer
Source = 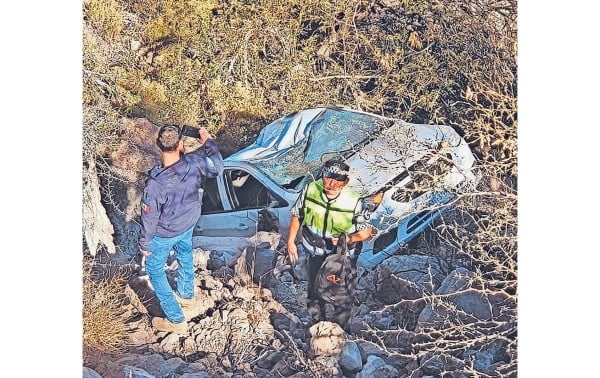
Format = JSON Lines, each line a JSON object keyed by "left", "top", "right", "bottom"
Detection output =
{"left": 286, "top": 159, "right": 372, "bottom": 326}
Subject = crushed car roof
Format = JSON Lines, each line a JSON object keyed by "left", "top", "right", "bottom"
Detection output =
{"left": 226, "top": 107, "right": 477, "bottom": 195}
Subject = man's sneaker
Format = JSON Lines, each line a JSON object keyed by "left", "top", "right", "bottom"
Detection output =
{"left": 151, "top": 317, "right": 188, "bottom": 335}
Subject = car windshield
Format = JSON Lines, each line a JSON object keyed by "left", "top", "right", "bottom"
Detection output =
{"left": 252, "top": 109, "right": 387, "bottom": 188}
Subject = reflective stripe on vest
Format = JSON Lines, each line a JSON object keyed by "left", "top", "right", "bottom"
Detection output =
{"left": 303, "top": 180, "right": 360, "bottom": 238}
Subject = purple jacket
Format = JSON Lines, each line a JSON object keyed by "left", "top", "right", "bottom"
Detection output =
{"left": 138, "top": 138, "right": 224, "bottom": 250}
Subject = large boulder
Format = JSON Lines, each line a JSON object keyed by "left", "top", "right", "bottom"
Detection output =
{"left": 355, "top": 254, "right": 448, "bottom": 330}
{"left": 416, "top": 267, "right": 513, "bottom": 330}
{"left": 338, "top": 341, "right": 363, "bottom": 375}
{"left": 370, "top": 255, "right": 447, "bottom": 303}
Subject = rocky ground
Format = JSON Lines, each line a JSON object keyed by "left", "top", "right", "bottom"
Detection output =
{"left": 83, "top": 230, "right": 515, "bottom": 378}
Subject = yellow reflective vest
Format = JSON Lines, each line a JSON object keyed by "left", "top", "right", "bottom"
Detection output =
{"left": 302, "top": 179, "right": 360, "bottom": 239}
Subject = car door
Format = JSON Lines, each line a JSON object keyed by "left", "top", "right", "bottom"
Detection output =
{"left": 194, "top": 167, "right": 289, "bottom": 238}
{"left": 193, "top": 175, "right": 235, "bottom": 237}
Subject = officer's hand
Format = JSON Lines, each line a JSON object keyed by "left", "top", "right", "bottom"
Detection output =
{"left": 140, "top": 249, "right": 151, "bottom": 257}
{"left": 287, "top": 242, "right": 298, "bottom": 265}
{"left": 199, "top": 127, "right": 212, "bottom": 143}
{"left": 331, "top": 237, "right": 339, "bottom": 246}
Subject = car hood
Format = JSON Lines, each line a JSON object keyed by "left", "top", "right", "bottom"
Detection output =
{"left": 346, "top": 121, "right": 477, "bottom": 196}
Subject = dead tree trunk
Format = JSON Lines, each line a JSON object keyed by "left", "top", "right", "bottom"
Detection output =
{"left": 83, "top": 158, "right": 116, "bottom": 256}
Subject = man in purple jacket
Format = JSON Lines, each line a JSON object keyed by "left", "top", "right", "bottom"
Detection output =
{"left": 139, "top": 125, "right": 224, "bottom": 334}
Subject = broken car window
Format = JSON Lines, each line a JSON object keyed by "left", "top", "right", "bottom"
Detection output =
{"left": 201, "top": 177, "right": 224, "bottom": 214}
{"left": 252, "top": 109, "right": 386, "bottom": 188}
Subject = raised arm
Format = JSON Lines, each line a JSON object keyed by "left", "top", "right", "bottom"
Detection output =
{"left": 188, "top": 127, "right": 224, "bottom": 177}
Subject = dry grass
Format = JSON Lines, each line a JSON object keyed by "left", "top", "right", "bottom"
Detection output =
{"left": 82, "top": 259, "right": 129, "bottom": 353}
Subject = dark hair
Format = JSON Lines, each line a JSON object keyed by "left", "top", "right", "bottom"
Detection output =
{"left": 157, "top": 125, "right": 182, "bottom": 151}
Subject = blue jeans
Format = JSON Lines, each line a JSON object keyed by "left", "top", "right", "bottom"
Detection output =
{"left": 145, "top": 226, "right": 195, "bottom": 324}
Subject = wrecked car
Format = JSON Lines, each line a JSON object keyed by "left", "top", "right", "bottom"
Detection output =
{"left": 193, "top": 107, "right": 479, "bottom": 272}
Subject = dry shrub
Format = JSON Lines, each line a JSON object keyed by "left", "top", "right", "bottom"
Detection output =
{"left": 83, "top": 0, "right": 124, "bottom": 39}
{"left": 82, "top": 259, "right": 129, "bottom": 353}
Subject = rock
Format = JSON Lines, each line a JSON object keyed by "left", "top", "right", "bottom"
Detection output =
{"left": 356, "top": 255, "right": 448, "bottom": 330}
{"left": 207, "top": 250, "right": 226, "bottom": 271}
{"left": 257, "top": 350, "right": 284, "bottom": 369}
{"left": 180, "top": 373, "right": 210, "bottom": 378}
{"left": 130, "top": 40, "right": 142, "bottom": 51}
{"left": 354, "top": 340, "right": 388, "bottom": 361}
{"left": 220, "top": 355, "right": 232, "bottom": 370}
{"left": 197, "top": 271, "right": 223, "bottom": 291}
{"left": 288, "top": 373, "right": 314, "bottom": 378}
{"left": 339, "top": 341, "right": 363, "bottom": 375}
{"left": 121, "top": 365, "right": 155, "bottom": 378}
{"left": 420, "top": 353, "right": 465, "bottom": 376}
{"left": 259, "top": 287, "right": 273, "bottom": 302}
{"left": 372, "top": 255, "right": 446, "bottom": 304}
{"left": 372, "top": 311, "right": 395, "bottom": 329}
{"left": 384, "top": 354, "right": 419, "bottom": 377}
{"left": 309, "top": 321, "right": 345, "bottom": 357}
{"left": 463, "top": 339, "right": 509, "bottom": 375}
{"left": 159, "top": 333, "right": 182, "bottom": 354}
{"left": 309, "top": 321, "right": 345, "bottom": 337}
{"left": 83, "top": 158, "right": 116, "bottom": 256}
{"left": 377, "top": 329, "right": 416, "bottom": 351}
{"left": 313, "top": 356, "right": 343, "bottom": 377}
{"left": 346, "top": 315, "right": 366, "bottom": 334}
{"left": 270, "top": 312, "right": 292, "bottom": 332}
{"left": 356, "top": 355, "right": 399, "bottom": 378}
{"left": 268, "top": 280, "right": 306, "bottom": 313}
{"left": 201, "top": 353, "right": 228, "bottom": 374}
{"left": 180, "top": 362, "right": 210, "bottom": 375}
{"left": 183, "top": 337, "right": 197, "bottom": 356}
{"left": 114, "top": 354, "right": 174, "bottom": 377}
{"left": 244, "top": 246, "right": 277, "bottom": 285}
{"left": 232, "top": 285, "right": 256, "bottom": 301}
{"left": 416, "top": 268, "right": 513, "bottom": 330}
{"left": 271, "top": 356, "right": 302, "bottom": 376}
{"left": 193, "top": 249, "right": 211, "bottom": 270}
{"left": 251, "top": 367, "right": 271, "bottom": 377}
{"left": 163, "top": 357, "right": 185, "bottom": 375}
{"left": 82, "top": 367, "right": 102, "bottom": 378}
{"left": 128, "top": 324, "right": 156, "bottom": 346}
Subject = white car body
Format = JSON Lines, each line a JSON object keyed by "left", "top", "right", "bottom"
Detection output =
{"left": 192, "top": 107, "right": 479, "bottom": 271}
